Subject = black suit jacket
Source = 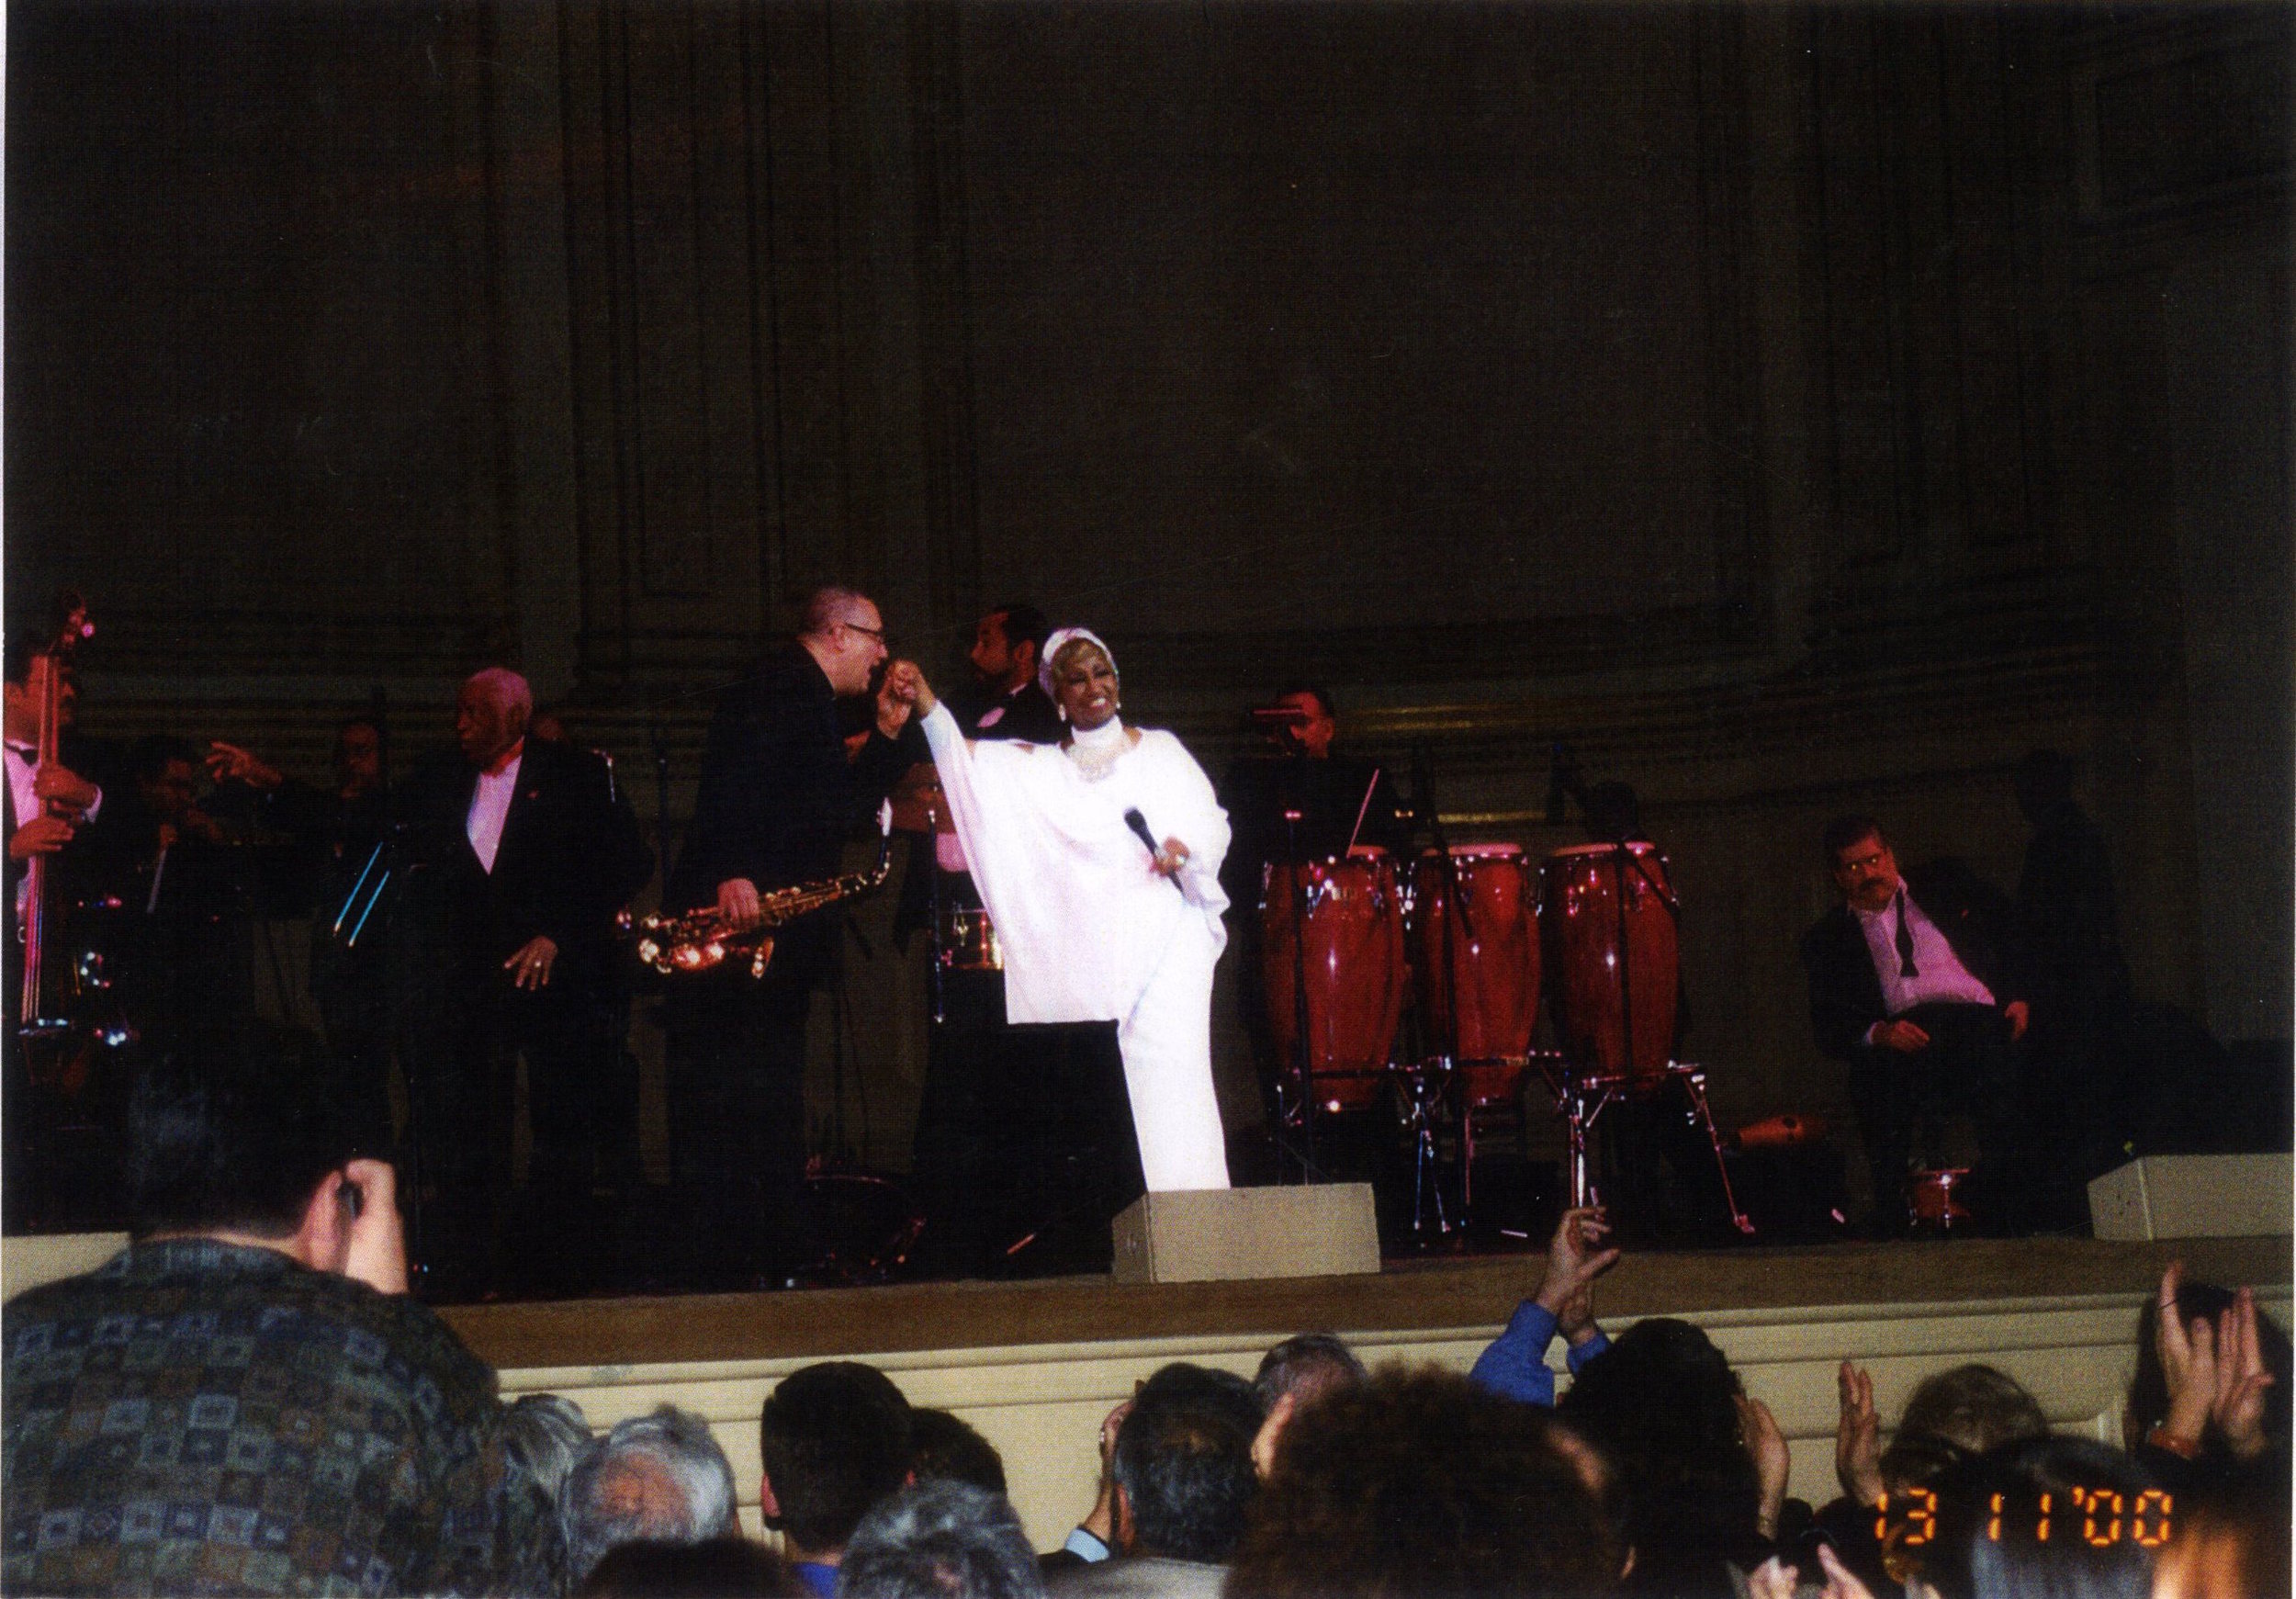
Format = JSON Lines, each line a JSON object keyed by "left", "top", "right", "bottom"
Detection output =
{"left": 1800, "top": 860, "right": 2024, "bottom": 1063}
{"left": 664, "top": 642, "right": 908, "bottom": 995}
{"left": 406, "top": 739, "right": 651, "bottom": 991}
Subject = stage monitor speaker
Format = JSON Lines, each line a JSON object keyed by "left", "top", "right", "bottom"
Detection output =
{"left": 2088, "top": 1154, "right": 2294, "bottom": 1242}
{"left": 1112, "top": 1184, "right": 1381, "bottom": 1284}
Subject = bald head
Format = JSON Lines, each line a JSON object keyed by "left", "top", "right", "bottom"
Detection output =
{"left": 456, "top": 668, "right": 532, "bottom": 770}
{"left": 796, "top": 586, "right": 889, "bottom": 697}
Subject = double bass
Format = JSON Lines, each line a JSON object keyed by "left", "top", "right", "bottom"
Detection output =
{"left": 15, "top": 591, "right": 100, "bottom": 1081}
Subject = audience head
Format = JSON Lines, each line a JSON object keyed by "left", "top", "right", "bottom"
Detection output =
{"left": 1889, "top": 1364, "right": 2051, "bottom": 1470}
{"left": 501, "top": 1392, "right": 594, "bottom": 1505}
{"left": 124, "top": 1025, "right": 368, "bottom": 1240}
{"left": 577, "top": 1537, "right": 800, "bottom": 1598}
{"left": 561, "top": 1405, "right": 739, "bottom": 1590}
{"left": 456, "top": 667, "right": 533, "bottom": 768}
{"left": 1558, "top": 1317, "right": 1762, "bottom": 1584}
{"left": 760, "top": 1362, "right": 915, "bottom": 1560}
{"left": 1229, "top": 1366, "right": 1622, "bottom": 1597}
{"left": 1254, "top": 1333, "right": 1367, "bottom": 1414}
{"left": 1921, "top": 1436, "right": 2158, "bottom": 1599}
{"left": 797, "top": 586, "right": 889, "bottom": 697}
{"left": 1110, "top": 1362, "right": 1264, "bottom": 1563}
{"left": 2151, "top": 1469, "right": 2292, "bottom": 1599}
{"left": 835, "top": 1479, "right": 1044, "bottom": 1599}
{"left": 907, "top": 1408, "right": 1007, "bottom": 1496}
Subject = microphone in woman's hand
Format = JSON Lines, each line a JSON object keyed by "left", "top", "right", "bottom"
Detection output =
{"left": 1124, "top": 808, "right": 1186, "bottom": 891}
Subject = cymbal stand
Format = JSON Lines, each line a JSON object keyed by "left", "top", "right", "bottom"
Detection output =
{"left": 1411, "top": 742, "right": 1464, "bottom": 1238}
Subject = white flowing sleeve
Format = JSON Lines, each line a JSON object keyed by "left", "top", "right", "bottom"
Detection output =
{"left": 919, "top": 699, "right": 1154, "bottom": 1021}
{"left": 1165, "top": 742, "right": 1231, "bottom": 919}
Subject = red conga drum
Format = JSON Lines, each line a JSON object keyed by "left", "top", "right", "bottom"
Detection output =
{"left": 1536, "top": 841, "right": 1679, "bottom": 1091}
{"left": 1413, "top": 844, "right": 1539, "bottom": 1105}
{"left": 1260, "top": 849, "right": 1407, "bottom": 1113}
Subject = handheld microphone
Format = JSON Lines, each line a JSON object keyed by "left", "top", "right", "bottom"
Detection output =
{"left": 1123, "top": 808, "right": 1187, "bottom": 892}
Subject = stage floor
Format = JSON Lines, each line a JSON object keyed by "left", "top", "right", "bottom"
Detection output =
{"left": 439, "top": 1233, "right": 2292, "bottom": 1371}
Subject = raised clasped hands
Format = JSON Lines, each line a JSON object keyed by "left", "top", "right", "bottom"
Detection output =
{"left": 2155, "top": 1260, "right": 2276, "bottom": 1458}
{"left": 1836, "top": 1360, "right": 1885, "bottom": 1508}
{"left": 1534, "top": 1205, "right": 1619, "bottom": 1343}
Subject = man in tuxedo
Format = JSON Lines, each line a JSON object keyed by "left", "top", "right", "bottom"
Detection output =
{"left": 662, "top": 587, "right": 913, "bottom": 1288}
{"left": 1801, "top": 815, "right": 2030, "bottom": 1236}
{"left": 3, "top": 639, "right": 103, "bottom": 922}
{"left": 406, "top": 667, "right": 652, "bottom": 1295}
{"left": 4, "top": 641, "right": 108, "bottom": 1229}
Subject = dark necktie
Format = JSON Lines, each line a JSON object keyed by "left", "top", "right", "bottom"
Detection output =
{"left": 1894, "top": 890, "right": 1919, "bottom": 978}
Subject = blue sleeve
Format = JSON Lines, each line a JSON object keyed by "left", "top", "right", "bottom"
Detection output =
{"left": 1469, "top": 1300, "right": 1559, "bottom": 1406}
{"left": 1565, "top": 1326, "right": 1610, "bottom": 1376}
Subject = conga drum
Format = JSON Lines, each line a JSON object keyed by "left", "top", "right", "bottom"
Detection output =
{"left": 1413, "top": 844, "right": 1539, "bottom": 1105}
{"left": 1260, "top": 850, "right": 1407, "bottom": 1114}
{"left": 1537, "top": 841, "right": 1679, "bottom": 1091}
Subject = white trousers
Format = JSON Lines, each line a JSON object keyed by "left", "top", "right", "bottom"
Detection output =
{"left": 1117, "top": 918, "right": 1232, "bottom": 1190}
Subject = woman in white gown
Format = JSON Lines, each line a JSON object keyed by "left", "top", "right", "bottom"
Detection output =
{"left": 887, "top": 629, "right": 1232, "bottom": 1190}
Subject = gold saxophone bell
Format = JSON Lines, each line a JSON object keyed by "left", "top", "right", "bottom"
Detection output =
{"left": 628, "top": 807, "right": 895, "bottom": 980}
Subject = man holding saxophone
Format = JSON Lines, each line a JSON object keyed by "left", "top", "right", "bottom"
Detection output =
{"left": 661, "top": 586, "right": 915, "bottom": 1289}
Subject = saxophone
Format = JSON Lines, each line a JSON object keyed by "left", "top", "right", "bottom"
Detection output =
{"left": 629, "top": 803, "right": 895, "bottom": 979}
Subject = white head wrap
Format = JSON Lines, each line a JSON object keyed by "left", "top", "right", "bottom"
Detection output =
{"left": 1039, "top": 627, "right": 1118, "bottom": 703}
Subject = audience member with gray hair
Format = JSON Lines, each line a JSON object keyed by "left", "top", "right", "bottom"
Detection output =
{"left": 561, "top": 1405, "right": 740, "bottom": 1590}
{"left": 1253, "top": 1332, "right": 1365, "bottom": 1412}
{"left": 837, "top": 1479, "right": 1045, "bottom": 1599}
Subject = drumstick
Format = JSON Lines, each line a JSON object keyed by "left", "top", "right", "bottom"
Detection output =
{"left": 1343, "top": 768, "right": 1382, "bottom": 855}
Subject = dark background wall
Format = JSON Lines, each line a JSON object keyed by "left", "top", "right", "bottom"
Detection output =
{"left": 8, "top": 1, "right": 2288, "bottom": 1177}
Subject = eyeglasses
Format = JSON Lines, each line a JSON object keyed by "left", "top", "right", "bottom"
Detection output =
{"left": 840, "top": 621, "right": 887, "bottom": 644}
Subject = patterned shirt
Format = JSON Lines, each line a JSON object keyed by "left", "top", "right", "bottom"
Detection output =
{"left": 4, "top": 1241, "right": 556, "bottom": 1596}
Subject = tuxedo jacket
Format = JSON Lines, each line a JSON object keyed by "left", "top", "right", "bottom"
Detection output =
{"left": 4, "top": 732, "right": 114, "bottom": 918}
{"left": 1800, "top": 859, "right": 2024, "bottom": 1063}
{"left": 405, "top": 739, "right": 651, "bottom": 990}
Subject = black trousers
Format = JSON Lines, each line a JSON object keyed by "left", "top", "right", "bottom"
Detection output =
{"left": 1847, "top": 1001, "right": 2024, "bottom": 1233}
{"left": 413, "top": 968, "right": 624, "bottom": 1296}
{"left": 910, "top": 967, "right": 1142, "bottom": 1277}
{"left": 662, "top": 969, "right": 815, "bottom": 1288}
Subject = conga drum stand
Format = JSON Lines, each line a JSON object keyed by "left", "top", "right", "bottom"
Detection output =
{"left": 1537, "top": 1057, "right": 1752, "bottom": 1233}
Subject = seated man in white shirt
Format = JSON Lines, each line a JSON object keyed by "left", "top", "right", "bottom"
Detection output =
{"left": 1800, "top": 815, "right": 2032, "bottom": 1236}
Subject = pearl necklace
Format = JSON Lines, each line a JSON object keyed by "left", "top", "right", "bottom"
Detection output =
{"left": 1064, "top": 716, "right": 1128, "bottom": 783}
